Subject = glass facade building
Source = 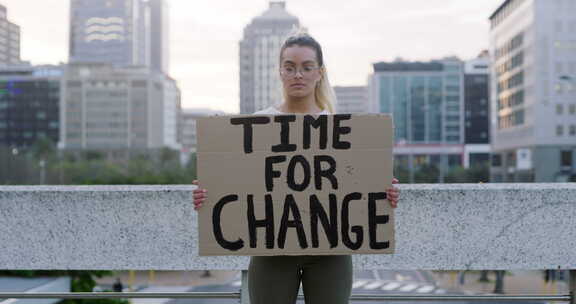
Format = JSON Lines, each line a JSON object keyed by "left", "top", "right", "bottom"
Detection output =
{"left": 0, "top": 66, "right": 62, "bottom": 148}
{"left": 372, "top": 60, "right": 464, "bottom": 145}
{"left": 369, "top": 59, "right": 466, "bottom": 182}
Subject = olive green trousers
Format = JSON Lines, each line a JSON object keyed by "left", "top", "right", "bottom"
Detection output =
{"left": 248, "top": 255, "right": 352, "bottom": 304}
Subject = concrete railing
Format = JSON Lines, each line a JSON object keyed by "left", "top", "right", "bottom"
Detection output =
{"left": 1, "top": 183, "right": 575, "bottom": 270}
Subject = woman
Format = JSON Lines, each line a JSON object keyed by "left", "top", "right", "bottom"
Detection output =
{"left": 193, "top": 32, "right": 400, "bottom": 304}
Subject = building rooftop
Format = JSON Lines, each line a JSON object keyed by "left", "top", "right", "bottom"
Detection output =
{"left": 373, "top": 61, "right": 444, "bottom": 72}
{"left": 489, "top": 0, "right": 512, "bottom": 20}
{"left": 254, "top": 1, "right": 298, "bottom": 21}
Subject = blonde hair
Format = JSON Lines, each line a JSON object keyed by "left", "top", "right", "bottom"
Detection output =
{"left": 279, "top": 30, "right": 336, "bottom": 113}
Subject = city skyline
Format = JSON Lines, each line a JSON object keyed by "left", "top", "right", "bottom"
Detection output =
{"left": 3, "top": 0, "right": 503, "bottom": 113}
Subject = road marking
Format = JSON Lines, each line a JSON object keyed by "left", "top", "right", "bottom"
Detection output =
{"left": 352, "top": 280, "right": 368, "bottom": 289}
{"left": 398, "top": 283, "right": 419, "bottom": 292}
{"left": 416, "top": 285, "right": 436, "bottom": 293}
{"left": 363, "top": 281, "right": 384, "bottom": 290}
{"left": 132, "top": 286, "right": 190, "bottom": 304}
{"left": 395, "top": 274, "right": 408, "bottom": 281}
{"left": 381, "top": 282, "right": 401, "bottom": 291}
{"left": 231, "top": 280, "right": 241, "bottom": 287}
{"left": 435, "top": 288, "right": 447, "bottom": 294}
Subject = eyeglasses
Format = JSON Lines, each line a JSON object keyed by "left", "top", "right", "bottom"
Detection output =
{"left": 280, "top": 65, "right": 321, "bottom": 78}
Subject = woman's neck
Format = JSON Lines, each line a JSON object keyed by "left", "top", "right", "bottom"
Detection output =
{"left": 280, "top": 96, "right": 322, "bottom": 114}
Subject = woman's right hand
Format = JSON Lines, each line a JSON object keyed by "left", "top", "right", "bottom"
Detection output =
{"left": 192, "top": 180, "right": 207, "bottom": 210}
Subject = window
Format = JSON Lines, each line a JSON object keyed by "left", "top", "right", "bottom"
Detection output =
{"left": 570, "top": 125, "right": 576, "bottom": 136}
{"left": 557, "top": 125, "right": 564, "bottom": 136}
{"left": 557, "top": 104, "right": 564, "bottom": 115}
{"left": 492, "top": 154, "right": 502, "bottom": 167}
{"left": 569, "top": 104, "right": 575, "bottom": 114}
{"left": 561, "top": 151, "right": 573, "bottom": 167}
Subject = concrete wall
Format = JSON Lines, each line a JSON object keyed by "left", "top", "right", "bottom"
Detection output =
{"left": 1, "top": 184, "right": 575, "bottom": 270}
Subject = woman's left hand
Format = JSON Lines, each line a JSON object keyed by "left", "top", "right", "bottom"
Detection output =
{"left": 386, "top": 178, "right": 400, "bottom": 208}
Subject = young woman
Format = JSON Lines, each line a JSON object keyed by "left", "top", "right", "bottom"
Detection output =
{"left": 193, "top": 32, "right": 400, "bottom": 304}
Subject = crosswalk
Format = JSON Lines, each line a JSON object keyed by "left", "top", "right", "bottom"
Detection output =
{"left": 228, "top": 279, "right": 446, "bottom": 294}
{"left": 352, "top": 279, "right": 445, "bottom": 294}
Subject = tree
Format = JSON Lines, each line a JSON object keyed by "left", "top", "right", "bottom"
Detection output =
{"left": 493, "top": 270, "right": 505, "bottom": 294}
{"left": 414, "top": 164, "right": 440, "bottom": 183}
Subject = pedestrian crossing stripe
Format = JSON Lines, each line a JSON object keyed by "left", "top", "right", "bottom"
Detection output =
{"left": 352, "top": 280, "right": 368, "bottom": 289}
{"left": 416, "top": 285, "right": 435, "bottom": 293}
{"left": 363, "top": 281, "right": 385, "bottom": 290}
{"left": 355, "top": 280, "right": 439, "bottom": 294}
{"left": 381, "top": 282, "right": 401, "bottom": 290}
{"left": 229, "top": 279, "right": 440, "bottom": 294}
{"left": 398, "top": 283, "right": 419, "bottom": 292}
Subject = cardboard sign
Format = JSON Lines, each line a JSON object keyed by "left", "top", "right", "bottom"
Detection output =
{"left": 197, "top": 114, "right": 394, "bottom": 256}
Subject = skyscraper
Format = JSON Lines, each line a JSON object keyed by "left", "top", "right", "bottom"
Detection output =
{"left": 69, "top": 0, "right": 169, "bottom": 73}
{"left": 0, "top": 4, "right": 21, "bottom": 65}
{"left": 148, "top": 0, "right": 169, "bottom": 73}
{"left": 489, "top": 0, "right": 576, "bottom": 182}
{"left": 239, "top": 1, "right": 300, "bottom": 114}
{"left": 69, "top": 0, "right": 149, "bottom": 67}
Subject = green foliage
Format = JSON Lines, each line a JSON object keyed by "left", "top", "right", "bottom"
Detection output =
{"left": 394, "top": 163, "right": 491, "bottom": 183}
{"left": 0, "top": 270, "right": 129, "bottom": 304}
{"left": 445, "top": 165, "right": 490, "bottom": 183}
{"left": 414, "top": 164, "right": 440, "bottom": 183}
{"left": 393, "top": 165, "right": 409, "bottom": 184}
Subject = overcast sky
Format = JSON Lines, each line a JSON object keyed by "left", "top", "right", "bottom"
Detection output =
{"left": 2, "top": 0, "right": 504, "bottom": 114}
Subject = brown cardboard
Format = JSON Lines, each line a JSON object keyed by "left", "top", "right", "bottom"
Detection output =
{"left": 197, "top": 114, "right": 394, "bottom": 256}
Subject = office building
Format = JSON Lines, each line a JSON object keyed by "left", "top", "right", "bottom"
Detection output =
{"left": 334, "top": 86, "right": 370, "bottom": 113}
{"left": 239, "top": 1, "right": 300, "bottom": 114}
{"left": 181, "top": 108, "right": 225, "bottom": 153}
{"left": 369, "top": 58, "right": 465, "bottom": 181}
{"left": 148, "top": 0, "right": 170, "bottom": 73}
{"left": 59, "top": 63, "right": 181, "bottom": 152}
{"left": 464, "top": 52, "right": 491, "bottom": 168}
{"left": 489, "top": 0, "right": 576, "bottom": 182}
{"left": 0, "top": 65, "right": 62, "bottom": 148}
{"left": 0, "top": 4, "right": 21, "bottom": 65}
{"left": 69, "top": 0, "right": 169, "bottom": 72}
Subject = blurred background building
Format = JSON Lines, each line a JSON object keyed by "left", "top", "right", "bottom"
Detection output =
{"left": 181, "top": 108, "right": 225, "bottom": 154}
{"left": 69, "top": 0, "right": 149, "bottom": 67}
{"left": 239, "top": 1, "right": 300, "bottom": 114}
{"left": 0, "top": 3, "right": 21, "bottom": 65}
{"left": 0, "top": 64, "right": 63, "bottom": 148}
{"left": 369, "top": 58, "right": 466, "bottom": 182}
{"left": 334, "top": 86, "right": 370, "bottom": 114}
{"left": 489, "top": 0, "right": 576, "bottom": 182}
{"left": 464, "top": 52, "right": 491, "bottom": 168}
{"left": 59, "top": 63, "right": 180, "bottom": 156}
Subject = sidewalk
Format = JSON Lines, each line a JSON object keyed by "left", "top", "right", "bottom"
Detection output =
{"left": 433, "top": 270, "right": 569, "bottom": 294}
